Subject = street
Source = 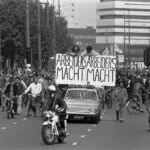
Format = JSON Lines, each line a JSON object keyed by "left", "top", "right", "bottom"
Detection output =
{"left": 0, "top": 106, "right": 150, "bottom": 150}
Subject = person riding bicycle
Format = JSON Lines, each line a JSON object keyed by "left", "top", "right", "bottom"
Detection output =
{"left": 132, "top": 76, "right": 147, "bottom": 113}
{"left": 24, "top": 73, "right": 42, "bottom": 117}
{"left": 47, "top": 85, "right": 69, "bottom": 137}
{"left": 3, "top": 77, "right": 18, "bottom": 114}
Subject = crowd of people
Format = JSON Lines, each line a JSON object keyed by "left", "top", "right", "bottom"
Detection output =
{"left": 111, "top": 67, "right": 150, "bottom": 130}
{"left": 0, "top": 56, "right": 150, "bottom": 131}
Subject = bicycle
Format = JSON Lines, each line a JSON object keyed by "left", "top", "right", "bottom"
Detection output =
{"left": 126, "top": 94, "right": 148, "bottom": 114}
{"left": 5, "top": 95, "right": 18, "bottom": 119}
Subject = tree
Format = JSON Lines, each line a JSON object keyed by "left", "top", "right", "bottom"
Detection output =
{"left": 0, "top": 0, "right": 74, "bottom": 70}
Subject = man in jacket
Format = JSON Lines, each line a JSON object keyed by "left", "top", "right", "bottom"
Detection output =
{"left": 13, "top": 76, "right": 25, "bottom": 114}
{"left": 113, "top": 82, "right": 128, "bottom": 122}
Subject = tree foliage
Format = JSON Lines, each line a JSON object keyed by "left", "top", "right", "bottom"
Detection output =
{"left": 0, "top": 0, "right": 74, "bottom": 69}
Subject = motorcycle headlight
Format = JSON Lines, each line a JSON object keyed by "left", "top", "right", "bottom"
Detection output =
{"left": 43, "top": 111, "right": 53, "bottom": 118}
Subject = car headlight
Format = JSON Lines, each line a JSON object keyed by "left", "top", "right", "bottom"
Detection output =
{"left": 89, "top": 107, "right": 97, "bottom": 113}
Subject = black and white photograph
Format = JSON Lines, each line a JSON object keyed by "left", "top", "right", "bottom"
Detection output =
{"left": 0, "top": 0, "right": 150, "bottom": 150}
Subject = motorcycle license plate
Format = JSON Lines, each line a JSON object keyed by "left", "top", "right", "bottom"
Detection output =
{"left": 74, "top": 116, "right": 84, "bottom": 119}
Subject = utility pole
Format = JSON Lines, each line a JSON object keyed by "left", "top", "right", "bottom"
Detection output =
{"left": 124, "top": 13, "right": 126, "bottom": 68}
{"left": 128, "top": 10, "right": 131, "bottom": 68}
{"left": 58, "top": 0, "right": 61, "bottom": 24}
{"left": 46, "top": 0, "right": 50, "bottom": 58}
{"left": 37, "top": 0, "right": 41, "bottom": 70}
{"left": 53, "top": 0, "right": 56, "bottom": 60}
{"left": 0, "top": 1, "right": 2, "bottom": 72}
{"left": 0, "top": 22, "right": 1, "bottom": 72}
{"left": 26, "top": 0, "right": 31, "bottom": 64}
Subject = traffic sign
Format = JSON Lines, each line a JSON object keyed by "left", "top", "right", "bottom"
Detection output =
{"left": 118, "top": 55, "right": 124, "bottom": 63}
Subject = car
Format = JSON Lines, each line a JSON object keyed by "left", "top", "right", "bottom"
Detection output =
{"left": 64, "top": 87, "right": 102, "bottom": 124}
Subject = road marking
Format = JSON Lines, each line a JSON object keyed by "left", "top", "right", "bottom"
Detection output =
{"left": 92, "top": 124, "right": 96, "bottom": 127}
{"left": 81, "top": 135, "right": 85, "bottom": 138}
{"left": 87, "top": 129, "right": 92, "bottom": 132}
{"left": 23, "top": 118, "right": 27, "bottom": 120}
{"left": 72, "top": 142, "right": 78, "bottom": 146}
{"left": 1, "top": 127, "right": 7, "bottom": 130}
{"left": 100, "top": 116, "right": 103, "bottom": 119}
{"left": 104, "top": 109, "right": 106, "bottom": 112}
{"left": 13, "top": 122, "right": 17, "bottom": 125}
{"left": 102, "top": 113, "right": 104, "bottom": 115}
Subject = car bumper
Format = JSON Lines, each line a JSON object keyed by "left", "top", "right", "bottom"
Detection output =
{"left": 67, "top": 111, "right": 100, "bottom": 119}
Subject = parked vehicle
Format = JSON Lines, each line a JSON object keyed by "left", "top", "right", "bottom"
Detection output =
{"left": 64, "top": 87, "right": 102, "bottom": 124}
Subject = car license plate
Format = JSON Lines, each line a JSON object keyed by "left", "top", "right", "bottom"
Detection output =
{"left": 74, "top": 116, "right": 84, "bottom": 119}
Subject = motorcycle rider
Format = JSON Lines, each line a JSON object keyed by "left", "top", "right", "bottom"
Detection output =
{"left": 47, "top": 85, "right": 69, "bottom": 137}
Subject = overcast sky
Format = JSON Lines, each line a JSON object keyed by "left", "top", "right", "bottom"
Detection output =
{"left": 41, "top": 0, "right": 99, "bottom": 28}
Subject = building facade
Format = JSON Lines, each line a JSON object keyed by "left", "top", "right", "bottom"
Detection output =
{"left": 68, "top": 27, "right": 96, "bottom": 51}
{"left": 96, "top": 0, "right": 150, "bottom": 65}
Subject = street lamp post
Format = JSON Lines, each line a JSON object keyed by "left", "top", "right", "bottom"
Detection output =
{"left": 128, "top": 10, "right": 131, "bottom": 68}
{"left": 0, "top": 0, "right": 2, "bottom": 72}
{"left": 26, "top": 0, "right": 31, "bottom": 65}
{"left": 37, "top": 0, "right": 41, "bottom": 71}
{"left": 53, "top": 0, "right": 56, "bottom": 61}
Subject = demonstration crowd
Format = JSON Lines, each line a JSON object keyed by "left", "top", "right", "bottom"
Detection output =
{"left": 0, "top": 57, "right": 150, "bottom": 128}
{"left": 111, "top": 67, "right": 150, "bottom": 123}
{"left": 0, "top": 68, "right": 55, "bottom": 116}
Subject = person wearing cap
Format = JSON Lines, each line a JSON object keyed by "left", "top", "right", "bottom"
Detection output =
{"left": 24, "top": 73, "right": 42, "bottom": 117}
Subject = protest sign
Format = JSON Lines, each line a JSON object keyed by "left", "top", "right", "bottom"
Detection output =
{"left": 55, "top": 54, "right": 116, "bottom": 87}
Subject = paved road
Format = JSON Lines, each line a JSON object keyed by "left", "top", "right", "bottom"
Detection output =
{"left": 0, "top": 106, "right": 150, "bottom": 150}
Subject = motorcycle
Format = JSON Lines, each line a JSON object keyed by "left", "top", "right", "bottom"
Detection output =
{"left": 6, "top": 96, "right": 18, "bottom": 119}
{"left": 41, "top": 109, "right": 66, "bottom": 145}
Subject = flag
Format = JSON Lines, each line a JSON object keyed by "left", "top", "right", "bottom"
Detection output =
{"left": 114, "top": 44, "right": 123, "bottom": 54}
{"left": 102, "top": 47, "right": 109, "bottom": 55}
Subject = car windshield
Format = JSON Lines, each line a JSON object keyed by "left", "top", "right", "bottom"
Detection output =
{"left": 65, "top": 90, "right": 98, "bottom": 100}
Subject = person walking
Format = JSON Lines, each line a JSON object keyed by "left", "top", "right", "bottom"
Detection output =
{"left": 113, "top": 82, "right": 128, "bottom": 122}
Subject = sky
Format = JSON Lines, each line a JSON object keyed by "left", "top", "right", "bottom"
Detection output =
{"left": 41, "top": 0, "right": 99, "bottom": 28}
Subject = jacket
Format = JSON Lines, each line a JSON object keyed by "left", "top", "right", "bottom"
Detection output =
{"left": 132, "top": 82, "right": 147, "bottom": 96}
{"left": 112, "top": 87, "right": 128, "bottom": 104}
{"left": 48, "top": 92, "right": 67, "bottom": 120}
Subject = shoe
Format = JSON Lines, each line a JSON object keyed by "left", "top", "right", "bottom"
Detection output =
{"left": 140, "top": 109, "right": 145, "bottom": 113}
{"left": 65, "top": 132, "right": 70, "bottom": 138}
{"left": 120, "top": 119, "right": 124, "bottom": 123}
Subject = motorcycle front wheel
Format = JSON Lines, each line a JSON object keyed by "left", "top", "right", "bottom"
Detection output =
{"left": 41, "top": 125, "right": 55, "bottom": 145}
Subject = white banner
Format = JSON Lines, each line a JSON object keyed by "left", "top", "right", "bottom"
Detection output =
{"left": 55, "top": 54, "right": 117, "bottom": 87}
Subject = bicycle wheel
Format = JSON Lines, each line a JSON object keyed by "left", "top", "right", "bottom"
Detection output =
{"left": 146, "top": 99, "right": 150, "bottom": 113}
{"left": 127, "top": 100, "right": 138, "bottom": 114}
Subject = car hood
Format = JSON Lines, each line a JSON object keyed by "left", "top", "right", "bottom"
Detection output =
{"left": 65, "top": 99, "right": 99, "bottom": 107}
